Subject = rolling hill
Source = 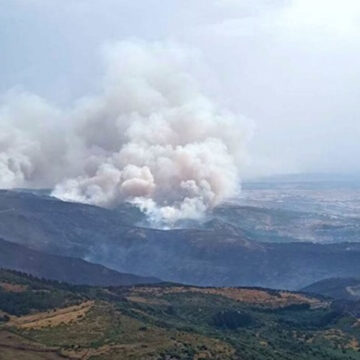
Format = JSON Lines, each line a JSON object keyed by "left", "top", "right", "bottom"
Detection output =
{"left": 1, "top": 269, "right": 360, "bottom": 359}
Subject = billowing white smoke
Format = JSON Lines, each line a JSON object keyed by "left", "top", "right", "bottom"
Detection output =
{"left": 0, "top": 91, "right": 68, "bottom": 189}
{"left": 1, "top": 41, "right": 251, "bottom": 225}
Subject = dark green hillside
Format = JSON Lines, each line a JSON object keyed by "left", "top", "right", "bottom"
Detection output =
{"left": 302, "top": 278, "right": 360, "bottom": 301}
{"left": 0, "top": 238, "right": 160, "bottom": 286}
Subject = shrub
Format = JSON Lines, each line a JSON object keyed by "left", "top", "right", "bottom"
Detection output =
{"left": 212, "top": 310, "right": 253, "bottom": 329}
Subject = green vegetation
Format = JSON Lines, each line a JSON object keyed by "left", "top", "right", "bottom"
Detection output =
{"left": 0, "top": 269, "right": 360, "bottom": 359}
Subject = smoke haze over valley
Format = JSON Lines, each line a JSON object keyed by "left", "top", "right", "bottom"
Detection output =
{"left": 1, "top": 178, "right": 360, "bottom": 290}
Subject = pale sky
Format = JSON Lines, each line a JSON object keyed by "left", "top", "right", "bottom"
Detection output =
{"left": 1, "top": 0, "right": 360, "bottom": 177}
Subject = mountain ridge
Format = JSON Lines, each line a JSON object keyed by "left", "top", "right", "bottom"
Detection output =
{"left": 0, "top": 237, "right": 160, "bottom": 286}
{"left": 302, "top": 277, "right": 360, "bottom": 301}
{"left": 1, "top": 189, "right": 360, "bottom": 289}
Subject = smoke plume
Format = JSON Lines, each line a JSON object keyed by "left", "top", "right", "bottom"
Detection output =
{"left": 0, "top": 41, "right": 251, "bottom": 225}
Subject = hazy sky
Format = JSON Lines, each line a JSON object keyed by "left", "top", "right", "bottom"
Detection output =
{"left": 1, "top": 0, "right": 360, "bottom": 177}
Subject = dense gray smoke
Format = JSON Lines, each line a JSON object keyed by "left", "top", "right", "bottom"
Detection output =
{"left": 0, "top": 41, "right": 251, "bottom": 225}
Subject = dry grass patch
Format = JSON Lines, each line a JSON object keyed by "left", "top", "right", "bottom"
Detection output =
{"left": 0, "top": 330, "right": 66, "bottom": 360}
{"left": 9, "top": 301, "right": 94, "bottom": 330}
{"left": 346, "top": 338, "right": 360, "bottom": 351}
{"left": 126, "top": 295, "right": 169, "bottom": 306}
{"left": 0, "top": 282, "right": 27, "bottom": 293}
{"left": 63, "top": 329, "right": 235, "bottom": 360}
{"left": 129, "top": 286, "right": 324, "bottom": 308}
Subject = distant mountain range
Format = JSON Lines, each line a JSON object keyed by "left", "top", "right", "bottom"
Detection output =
{"left": 1, "top": 189, "right": 360, "bottom": 290}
